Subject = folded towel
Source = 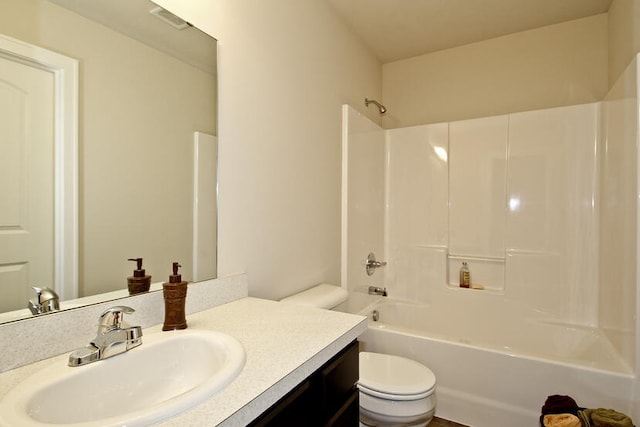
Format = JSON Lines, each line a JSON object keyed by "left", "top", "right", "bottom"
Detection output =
{"left": 543, "top": 413, "right": 581, "bottom": 427}
{"left": 583, "top": 408, "right": 634, "bottom": 427}
{"left": 541, "top": 395, "right": 580, "bottom": 415}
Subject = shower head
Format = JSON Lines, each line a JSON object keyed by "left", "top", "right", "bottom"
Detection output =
{"left": 365, "top": 98, "right": 387, "bottom": 114}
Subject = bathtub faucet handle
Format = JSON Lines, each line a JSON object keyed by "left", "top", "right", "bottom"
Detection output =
{"left": 366, "top": 252, "right": 387, "bottom": 276}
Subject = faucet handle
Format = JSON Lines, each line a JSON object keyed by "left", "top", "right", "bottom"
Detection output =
{"left": 98, "top": 306, "right": 135, "bottom": 332}
{"left": 365, "top": 252, "right": 387, "bottom": 276}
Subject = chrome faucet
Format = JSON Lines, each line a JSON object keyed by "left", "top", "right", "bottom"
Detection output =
{"left": 368, "top": 286, "right": 387, "bottom": 296}
{"left": 28, "top": 286, "right": 60, "bottom": 315}
{"left": 68, "top": 306, "right": 143, "bottom": 367}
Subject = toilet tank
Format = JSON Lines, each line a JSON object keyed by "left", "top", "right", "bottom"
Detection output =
{"left": 280, "top": 283, "right": 349, "bottom": 311}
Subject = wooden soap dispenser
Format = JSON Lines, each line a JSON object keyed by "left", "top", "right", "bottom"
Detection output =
{"left": 162, "top": 262, "right": 188, "bottom": 331}
{"left": 127, "top": 257, "right": 151, "bottom": 295}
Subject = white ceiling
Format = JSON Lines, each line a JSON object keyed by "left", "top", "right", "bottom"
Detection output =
{"left": 328, "top": 0, "right": 613, "bottom": 63}
{"left": 51, "top": 0, "right": 612, "bottom": 72}
{"left": 49, "top": 0, "right": 216, "bottom": 74}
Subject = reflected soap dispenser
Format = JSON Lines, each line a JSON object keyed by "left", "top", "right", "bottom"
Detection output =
{"left": 127, "top": 258, "right": 151, "bottom": 295}
{"left": 459, "top": 261, "right": 471, "bottom": 288}
{"left": 162, "top": 262, "right": 188, "bottom": 331}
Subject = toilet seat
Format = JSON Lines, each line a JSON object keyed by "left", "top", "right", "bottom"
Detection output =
{"left": 359, "top": 383, "right": 434, "bottom": 401}
{"left": 358, "top": 352, "right": 436, "bottom": 400}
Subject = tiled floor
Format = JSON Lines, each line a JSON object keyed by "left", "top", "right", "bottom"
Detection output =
{"left": 430, "top": 416, "right": 469, "bottom": 427}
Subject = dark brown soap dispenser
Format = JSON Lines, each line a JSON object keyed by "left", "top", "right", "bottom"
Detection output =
{"left": 162, "top": 262, "right": 188, "bottom": 331}
{"left": 127, "top": 258, "right": 151, "bottom": 295}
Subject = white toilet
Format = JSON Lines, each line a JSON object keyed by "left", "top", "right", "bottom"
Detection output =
{"left": 281, "top": 284, "right": 437, "bottom": 426}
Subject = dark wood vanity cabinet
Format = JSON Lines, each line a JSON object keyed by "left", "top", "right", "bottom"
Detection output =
{"left": 249, "top": 340, "right": 360, "bottom": 427}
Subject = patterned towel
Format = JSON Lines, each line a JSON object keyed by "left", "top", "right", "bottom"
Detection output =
{"left": 579, "top": 408, "right": 634, "bottom": 427}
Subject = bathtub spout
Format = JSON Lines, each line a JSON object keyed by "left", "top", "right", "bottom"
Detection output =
{"left": 368, "top": 286, "right": 387, "bottom": 296}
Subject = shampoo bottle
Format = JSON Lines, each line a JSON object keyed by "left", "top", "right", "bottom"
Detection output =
{"left": 459, "top": 261, "right": 471, "bottom": 288}
{"left": 162, "top": 262, "right": 188, "bottom": 331}
{"left": 127, "top": 258, "right": 151, "bottom": 295}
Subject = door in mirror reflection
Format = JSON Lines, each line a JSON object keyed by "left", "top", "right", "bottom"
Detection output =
{"left": 0, "top": 55, "right": 55, "bottom": 312}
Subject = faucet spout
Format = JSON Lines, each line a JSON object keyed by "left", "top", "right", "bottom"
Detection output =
{"left": 68, "top": 345, "right": 100, "bottom": 366}
{"left": 368, "top": 286, "right": 387, "bottom": 297}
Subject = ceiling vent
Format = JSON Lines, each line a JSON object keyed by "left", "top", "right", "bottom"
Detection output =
{"left": 149, "top": 6, "right": 191, "bottom": 30}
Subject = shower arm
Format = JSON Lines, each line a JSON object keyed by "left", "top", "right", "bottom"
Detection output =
{"left": 364, "top": 98, "right": 387, "bottom": 114}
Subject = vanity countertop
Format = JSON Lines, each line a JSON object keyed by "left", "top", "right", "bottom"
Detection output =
{"left": 0, "top": 297, "right": 367, "bottom": 426}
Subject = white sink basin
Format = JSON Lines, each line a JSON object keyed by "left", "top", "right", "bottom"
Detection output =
{"left": 0, "top": 329, "right": 245, "bottom": 426}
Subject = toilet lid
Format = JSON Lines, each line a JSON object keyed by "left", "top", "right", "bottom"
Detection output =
{"left": 358, "top": 352, "right": 436, "bottom": 399}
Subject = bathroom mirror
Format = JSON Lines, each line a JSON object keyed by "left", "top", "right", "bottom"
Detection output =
{"left": 0, "top": 0, "right": 217, "bottom": 322}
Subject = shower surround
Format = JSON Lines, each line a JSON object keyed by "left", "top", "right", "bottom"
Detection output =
{"left": 341, "top": 55, "right": 640, "bottom": 424}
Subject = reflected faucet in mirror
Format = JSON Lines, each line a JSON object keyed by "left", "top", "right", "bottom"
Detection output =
{"left": 28, "top": 287, "right": 60, "bottom": 315}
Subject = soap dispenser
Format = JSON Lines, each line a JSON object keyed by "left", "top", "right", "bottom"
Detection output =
{"left": 459, "top": 261, "right": 471, "bottom": 288}
{"left": 127, "top": 258, "right": 151, "bottom": 295}
{"left": 162, "top": 262, "right": 188, "bottom": 331}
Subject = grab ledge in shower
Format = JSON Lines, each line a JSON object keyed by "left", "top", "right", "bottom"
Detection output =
{"left": 447, "top": 254, "right": 505, "bottom": 263}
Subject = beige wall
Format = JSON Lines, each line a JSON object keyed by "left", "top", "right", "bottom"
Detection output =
{"left": 1, "top": 0, "right": 217, "bottom": 296}
{"left": 608, "top": 0, "right": 640, "bottom": 86}
{"left": 154, "top": 0, "right": 381, "bottom": 299}
{"left": 153, "top": 1, "right": 640, "bottom": 301}
{"left": 381, "top": 14, "right": 608, "bottom": 127}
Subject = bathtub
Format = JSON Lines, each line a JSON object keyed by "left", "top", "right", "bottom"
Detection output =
{"left": 346, "top": 294, "right": 636, "bottom": 427}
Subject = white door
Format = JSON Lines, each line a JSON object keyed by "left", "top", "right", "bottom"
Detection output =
{"left": 0, "top": 55, "right": 55, "bottom": 312}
